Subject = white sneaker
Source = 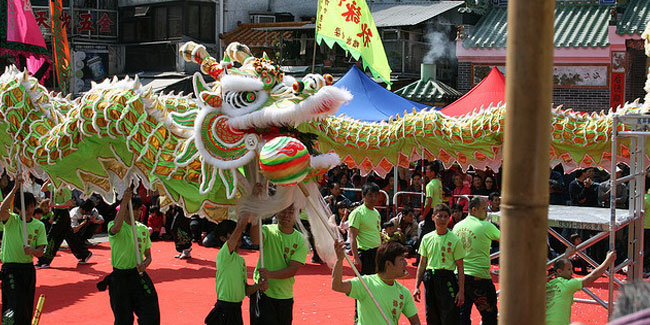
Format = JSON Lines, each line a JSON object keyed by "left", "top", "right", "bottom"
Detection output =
{"left": 179, "top": 248, "right": 192, "bottom": 259}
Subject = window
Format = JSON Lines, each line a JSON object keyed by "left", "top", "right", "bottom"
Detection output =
{"left": 187, "top": 5, "right": 200, "bottom": 39}
{"left": 168, "top": 6, "right": 183, "bottom": 38}
{"left": 153, "top": 7, "right": 168, "bottom": 40}
{"left": 199, "top": 5, "right": 215, "bottom": 42}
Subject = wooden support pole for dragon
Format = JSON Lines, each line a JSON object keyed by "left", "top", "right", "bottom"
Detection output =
{"left": 501, "top": 0, "right": 554, "bottom": 324}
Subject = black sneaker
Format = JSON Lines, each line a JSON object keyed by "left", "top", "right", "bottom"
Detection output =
{"left": 35, "top": 263, "right": 50, "bottom": 269}
{"left": 79, "top": 251, "right": 93, "bottom": 264}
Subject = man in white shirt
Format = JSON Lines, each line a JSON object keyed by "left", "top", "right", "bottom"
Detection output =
{"left": 70, "top": 199, "right": 104, "bottom": 245}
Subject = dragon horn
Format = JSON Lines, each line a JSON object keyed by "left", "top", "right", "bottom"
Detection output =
{"left": 224, "top": 42, "right": 253, "bottom": 65}
{"left": 179, "top": 41, "right": 226, "bottom": 81}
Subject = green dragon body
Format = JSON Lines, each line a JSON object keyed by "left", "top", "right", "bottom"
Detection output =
{"left": 1, "top": 33, "right": 649, "bottom": 219}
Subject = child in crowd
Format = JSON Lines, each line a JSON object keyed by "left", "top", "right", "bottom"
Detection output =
{"left": 381, "top": 221, "right": 405, "bottom": 244}
{"left": 449, "top": 204, "right": 464, "bottom": 229}
{"left": 147, "top": 206, "right": 165, "bottom": 241}
{"left": 205, "top": 217, "right": 267, "bottom": 325}
{"left": 546, "top": 250, "right": 616, "bottom": 325}
{"left": 37, "top": 199, "right": 54, "bottom": 233}
{"left": 413, "top": 203, "right": 465, "bottom": 324}
{"left": 0, "top": 177, "right": 47, "bottom": 324}
{"left": 569, "top": 233, "right": 589, "bottom": 275}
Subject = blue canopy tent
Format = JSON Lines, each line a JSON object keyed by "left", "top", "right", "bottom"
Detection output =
{"left": 333, "top": 65, "right": 429, "bottom": 122}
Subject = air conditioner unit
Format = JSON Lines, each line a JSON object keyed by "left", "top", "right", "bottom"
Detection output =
{"left": 250, "top": 15, "right": 276, "bottom": 24}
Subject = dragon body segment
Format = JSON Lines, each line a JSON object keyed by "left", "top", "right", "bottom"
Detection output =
{"left": 301, "top": 103, "right": 644, "bottom": 177}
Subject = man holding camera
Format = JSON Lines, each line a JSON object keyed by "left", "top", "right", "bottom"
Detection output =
{"left": 70, "top": 199, "right": 105, "bottom": 245}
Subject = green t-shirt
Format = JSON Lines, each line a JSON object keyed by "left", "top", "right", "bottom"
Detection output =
{"left": 348, "top": 274, "right": 418, "bottom": 325}
{"left": 108, "top": 220, "right": 152, "bottom": 270}
{"left": 216, "top": 244, "right": 247, "bottom": 303}
{"left": 545, "top": 277, "right": 582, "bottom": 325}
{"left": 41, "top": 211, "right": 54, "bottom": 221}
{"left": 425, "top": 178, "right": 443, "bottom": 208}
{"left": 348, "top": 204, "right": 381, "bottom": 250}
{"left": 420, "top": 230, "right": 465, "bottom": 271}
{"left": 53, "top": 187, "right": 72, "bottom": 206}
{"left": 253, "top": 224, "right": 307, "bottom": 299}
{"left": 299, "top": 210, "right": 309, "bottom": 221}
{"left": 452, "top": 215, "right": 500, "bottom": 279}
{"left": 1, "top": 213, "right": 47, "bottom": 263}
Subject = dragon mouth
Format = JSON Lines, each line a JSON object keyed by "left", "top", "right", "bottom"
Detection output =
{"left": 226, "top": 86, "right": 352, "bottom": 130}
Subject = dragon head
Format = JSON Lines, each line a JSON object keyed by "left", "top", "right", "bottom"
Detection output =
{"left": 179, "top": 41, "right": 351, "bottom": 131}
{"left": 171, "top": 42, "right": 350, "bottom": 199}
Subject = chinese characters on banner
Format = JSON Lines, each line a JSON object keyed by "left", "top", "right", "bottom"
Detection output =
{"left": 33, "top": 8, "right": 117, "bottom": 38}
{"left": 610, "top": 73, "right": 625, "bottom": 110}
{"left": 610, "top": 52, "right": 625, "bottom": 111}
{"left": 316, "top": 0, "right": 392, "bottom": 86}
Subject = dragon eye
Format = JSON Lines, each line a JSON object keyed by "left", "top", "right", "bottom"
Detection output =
{"left": 224, "top": 90, "right": 260, "bottom": 109}
{"left": 244, "top": 92, "right": 256, "bottom": 103}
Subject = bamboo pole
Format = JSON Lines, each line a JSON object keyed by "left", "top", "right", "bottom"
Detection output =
{"left": 32, "top": 294, "right": 46, "bottom": 325}
{"left": 19, "top": 173, "right": 28, "bottom": 247}
{"left": 500, "top": 0, "right": 554, "bottom": 323}
{"left": 128, "top": 200, "right": 143, "bottom": 275}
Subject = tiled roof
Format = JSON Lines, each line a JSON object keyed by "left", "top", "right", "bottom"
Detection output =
{"left": 394, "top": 79, "right": 462, "bottom": 103}
{"left": 616, "top": 0, "right": 650, "bottom": 36}
{"left": 463, "top": 4, "right": 610, "bottom": 49}
{"left": 371, "top": 1, "right": 464, "bottom": 28}
{"left": 219, "top": 21, "right": 312, "bottom": 49}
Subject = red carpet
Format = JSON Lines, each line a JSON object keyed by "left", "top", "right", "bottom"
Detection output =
{"left": 7, "top": 240, "right": 614, "bottom": 324}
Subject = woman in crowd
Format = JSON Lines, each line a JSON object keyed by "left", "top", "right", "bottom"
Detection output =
{"left": 484, "top": 175, "right": 499, "bottom": 195}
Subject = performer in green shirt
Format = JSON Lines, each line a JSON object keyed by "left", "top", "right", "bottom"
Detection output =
{"left": 422, "top": 164, "right": 443, "bottom": 220}
{"left": 36, "top": 179, "right": 92, "bottom": 268}
{"left": 97, "top": 187, "right": 160, "bottom": 324}
{"left": 349, "top": 182, "right": 382, "bottom": 275}
{"left": 546, "top": 249, "right": 615, "bottom": 325}
{"left": 413, "top": 203, "right": 465, "bottom": 325}
{"left": 250, "top": 204, "right": 307, "bottom": 325}
{"left": 205, "top": 216, "right": 267, "bottom": 325}
{"left": 0, "top": 176, "right": 47, "bottom": 324}
{"left": 452, "top": 196, "right": 500, "bottom": 325}
{"left": 332, "top": 240, "right": 421, "bottom": 324}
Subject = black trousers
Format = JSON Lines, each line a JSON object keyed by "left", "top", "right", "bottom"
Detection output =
{"left": 102, "top": 268, "right": 160, "bottom": 325}
{"left": 39, "top": 208, "right": 90, "bottom": 264}
{"left": 2, "top": 263, "right": 36, "bottom": 325}
{"left": 359, "top": 248, "right": 377, "bottom": 275}
{"left": 460, "top": 275, "right": 498, "bottom": 325}
{"left": 424, "top": 269, "right": 460, "bottom": 325}
{"left": 249, "top": 291, "right": 293, "bottom": 325}
{"left": 300, "top": 219, "right": 321, "bottom": 262}
{"left": 78, "top": 221, "right": 100, "bottom": 242}
{"left": 205, "top": 300, "right": 243, "bottom": 325}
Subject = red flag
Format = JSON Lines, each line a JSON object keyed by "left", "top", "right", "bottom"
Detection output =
{"left": 50, "top": 0, "right": 71, "bottom": 91}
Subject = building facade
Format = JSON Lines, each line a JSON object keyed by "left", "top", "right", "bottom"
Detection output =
{"left": 456, "top": 0, "right": 650, "bottom": 112}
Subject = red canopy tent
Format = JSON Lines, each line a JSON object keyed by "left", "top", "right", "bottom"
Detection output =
{"left": 441, "top": 67, "right": 505, "bottom": 117}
